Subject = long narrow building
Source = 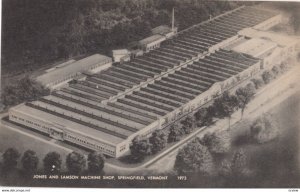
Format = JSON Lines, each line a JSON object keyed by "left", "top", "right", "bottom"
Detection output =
{"left": 9, "top": 6, "right": 290, "bottom": 157}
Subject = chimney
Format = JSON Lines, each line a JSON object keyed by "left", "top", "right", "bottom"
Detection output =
{"left": 172, "top": 7, "right": 175, "bottom": 32}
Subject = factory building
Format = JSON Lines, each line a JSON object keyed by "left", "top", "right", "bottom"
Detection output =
{"left": 9, "top": 6, "right": 287, "bottom": 158}
{"left": 36, "top": 54, "right": 112, "bottom": 90}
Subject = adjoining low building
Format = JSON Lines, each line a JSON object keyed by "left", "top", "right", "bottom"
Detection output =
{"left": 139, "top": 8, "right": 177, "bottom": 53}
{"left": 138, "top": 34, "right": 166, "bottom": 53}
{"left": 129, "top": 49, "right": 144, "bottom": 59}
{"left": 233, "top": 28, "right": 299, "bottom": 69}
{"left": 112, "top": 49, "right": 131, "bottom": 63}
{"left": 151, "top": 25, "right": 177, "bottom": 39}
{"left": 36, "top": 54, "right": 112, "bottom": 90}
{"left": 231, "top": 38, "right": 277, "bottom": 58}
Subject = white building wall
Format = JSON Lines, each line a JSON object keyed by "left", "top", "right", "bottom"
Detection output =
{"left": 88, "top": 61, "right": 112, "bottom": 74}
{"left": 9, "top": 107, "right": 119, "bottom": 157}
{"left": 143, "top": 37, "right": 167, "bottom": 52}
{"left": 113, "top": 55, "right": 124, "bottom": 63}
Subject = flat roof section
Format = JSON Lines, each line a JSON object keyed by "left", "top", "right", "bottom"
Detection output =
{"left": 239, "top": 28, "right": 297, "bottom": 47}
{"left": 36, "top": 54, "right": 112, "bottom": 86}
{"left": 232, "top": 38, "right": 277, "bottom": 58}
{"left": 139, "top": 34, "right": 166, "bottom": 45}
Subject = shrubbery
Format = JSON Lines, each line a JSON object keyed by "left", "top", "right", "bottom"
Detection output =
{"left": 261, "top": 71, "right": 274, "bottom": 84}
{"left": 174, "top": 139, "right": 214, "bottom": 175}
{"left": 129, "top": 137, "right": 152, "bottom": 162}
{"left": 66, "top": 152, "right": 86, "bottom": 174}
{"left": 2, "top": 148, "right": 20, "bottom": 173}
{"left": 149, "top": 130, "right": 167, "bottom": 154}
{"left": 87, "top": 152, "right": 105, "bottom": 175}
{"left": 194, "top": 106, "right": 215, "bottom": 127}
{"left": 1, "top": 149, "right": 105, "bottom": 176}
{"left": 280, "top": 62, "right": 289, "bottom": 72}
{"left": 168, "top": 123, "right": 183, "bottom": 143}
{"left": 271, "top": 66, "right": 280, "bottom": 76}
{"left": 235, "top": 83, "right": 256, "bottom": 118}
{"left": 199, "top": 131, "right": 231, "bottom": 155}
{"left": 250, "top": 113, "right": 279, "bottom": 144}
{"left": 251, "top": 78, "right": 264, "bottom": 89}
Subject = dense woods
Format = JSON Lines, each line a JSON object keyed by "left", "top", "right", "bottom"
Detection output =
{"left": 2, "top": 0, "right": 240, "bottom": 75}
{"left": 2, "top": 1, "right": 299, "bottom": 75}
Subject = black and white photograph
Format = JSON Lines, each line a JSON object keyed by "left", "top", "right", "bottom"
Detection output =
{"left": 0, "top": 0, "right": 300, "bottom": 190}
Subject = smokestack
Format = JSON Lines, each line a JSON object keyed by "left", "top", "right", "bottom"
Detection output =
{"left": 172, "top": 7, "right": 175, "bottom": 31}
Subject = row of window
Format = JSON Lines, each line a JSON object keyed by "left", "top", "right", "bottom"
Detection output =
{"left": 67, "top": 134, "right": 115, "bottom": 155}
{"left": 11, "top": 113, "right": 116, "bottom": 155}
{"left": 11, "top": 114, "right": 49, "bottom": 132}
{"left": 50, "top": 59, "right": 112, "bottom": 86}
{"left": 51, "top": 73, "right": 77, "bottom": 86}
{"left": 146, "top": 43, "right": 160, "bottom": 52}
{"left": 119, "top": 145, "right": 126, "bottom": 152}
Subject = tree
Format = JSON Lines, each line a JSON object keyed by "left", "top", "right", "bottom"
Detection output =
{"left": 43, "top": 152, "right": 62, "bottom": 174}
{"left": 194, "top": 106, "right": 214, "bottom": 127}
{"left": 181, "top": 115, "right": 196, "bottom": 134}
{"left": 272, "top": 66, "right": 280, "bottom": 77}
{"left": 129, "top": 137, "right": 152, "bottom": 162}
{"left": 174, "top": 139, "right": 214, "bottom": 175}
{"left": 200, "top": 131, "right": 231, "bottom": 155}
{"left": 250, "top": 113, "right": 279, "bottom": 144}
{"left": 149, "top": 130, "right": 167, "bottom": 154}
{"left": 219, "top": 159, "right": 232, "bottom": 177}
{"left": 261, "top": 70, "right": 274, "bottom": 84}
{"left": 2, "top": 148, "right": 20, "bottom": 172}
{"left": 2, "top": 76, "right": 50, "bottom": 107}
{"left": 87, "top": 152, "right": 105, "bottom": 175}
{"left": 231, "top": 149, "right": 247, "bottom": 176}
{"left": 213, "top": 91, "right": 238, "bottom": 129}
{"left": 279, "top": 62, "right": 288, "bottom": 72}
{"left": 168, "top": 123, "right": 183, "bottom": 143}
{"left": 250, "top": 78, "right": 264, "bottom": 89}
{"left": 235, "top": 83, "right": 256, "bottom": 119}
{"left": 2, "top": 0, "right": 240, "bottom": 78}
{"left": 66, "top": 152, "right": 86, "bottom": 174}
{"left": 21, "top": 150, "right": 39, "bottom": 174}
